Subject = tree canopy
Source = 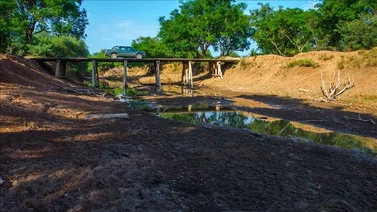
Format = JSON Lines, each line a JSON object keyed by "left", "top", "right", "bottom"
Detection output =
{"left": 131, "top": 36, "right": 175, "bottom": 58}
{"left": 250, "top": 4, "right": 318, "bottom": 56}
{"left": 248, "top": 0, "right": 377, "bottom": 55}
{"left": 0, "top": 0, "right": 88, "bottom": 54}
{"left": 158, "top": 0, "right": 251, "bottom": 58}
{"left": 315, "top": 0, "right": 377, "bottom": 49}
{"left": 2, "top": 0, "right": 377, "bottom": 59}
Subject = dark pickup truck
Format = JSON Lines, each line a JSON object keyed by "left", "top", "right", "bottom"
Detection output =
{"left": 104, "top": 46, "right": 146, "bottom": 59}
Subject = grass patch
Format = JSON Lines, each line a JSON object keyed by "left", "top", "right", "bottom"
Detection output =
{"left": 99, "top": 83, "right": 150, "bottom": 96}
{"left": 192, "top": 101, "right": 209, "bottom": 110}
{"left": 337, "top": 59, "right": 345, "bottom": 70}
{"left": 318, "top": 54, "right": 334, "bottom": 61}
{"left": 340, "top": 48, "right": 377, "bottom": 68}
{"left": 171, "top": 62, "right": 181, "bottom": 73}
{"left": 286, "top": 59, "right": 319, "bottom": 68}
{"left": 239, "top": 57, "right": 258, "bottom": 70}
{"left": 239, "top": 58, "right": 248, "bottom": 70}
{"left": 343, "top": 94, "right": 377, "bottom": 106}
{"left": 364, "top": 48, "right": 377, "bottom": 67}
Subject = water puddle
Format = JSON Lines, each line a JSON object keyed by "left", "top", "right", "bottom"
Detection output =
{"left": 99, "top": 81, "right": 377, "bottom": 158}
{"left": 157, "top": 110, "right": 377, "bottom": 158}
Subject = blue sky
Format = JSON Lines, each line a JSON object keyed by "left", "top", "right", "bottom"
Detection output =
{"left": 82, "top": 0, "right": 319, "bottom": 56}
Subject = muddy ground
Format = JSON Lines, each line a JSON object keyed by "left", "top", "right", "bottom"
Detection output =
{"left": 1, "top": 56, "right": 377, "bottom": 211}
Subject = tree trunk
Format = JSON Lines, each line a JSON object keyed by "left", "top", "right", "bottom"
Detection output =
{"left": 25, "top": 22, "right": 37, "bottom": 44}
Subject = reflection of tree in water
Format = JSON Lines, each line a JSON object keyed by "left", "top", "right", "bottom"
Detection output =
{"left": 207, "top": 112, "right": 248, "bottom": 128}
{"left": 160, "top": 112, "right": 248, "bottom": 128}
{"left": 248, "top": 119, "right": 375, "bottom": 156}
{"left": 160, "top": 112, "right": 376, "bottom": 157}
{"left": 161, "top": 113, "right": 200, "bottom": 124}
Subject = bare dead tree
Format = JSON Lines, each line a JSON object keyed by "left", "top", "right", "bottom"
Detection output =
{"left": 320, "top": 70, "right": 354, "bottom": 101}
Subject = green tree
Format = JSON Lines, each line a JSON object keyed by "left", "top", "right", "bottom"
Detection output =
{"left": 316, "top": 0, "right": 377, "bottom": 49}
{"left": 28, "top": 33, "right": 88, "bottom": 57}
{"left": 338, "top": 14, "right": 377, "bottom": 50}
{"left": 250, "top": 4, "right": 317, "bottom": 56}
{"left": 28, "top": 33, "right": 89, "bottom": 73}
{"left": 131, "top": 36, "right": 175, "bottom": 58}
{"left": 159, "top": 0, "right": 251, "bottom": 58}
{"left": 12, "top": 0, "right": 88, "bottom": 44}
{"left": 211, "top": 2, "right": 252, "bottom": 56}
{"left": 89, "top": 50, "right": 118, "bottom": 71}
{"left": 249, "top": 3, "right": 277, "bottom": 55}
{"left": 0, "top": 1, "right": 17, "bottom": 53}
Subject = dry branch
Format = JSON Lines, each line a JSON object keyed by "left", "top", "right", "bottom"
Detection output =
{"left": 320, "top": 70, "right": 354, "bottom": 101}
{"left": 83, "top": 113, "right": 129, "bottom": 119}
{"left": 344, "top": 114, "right": 376, "bottom": 125}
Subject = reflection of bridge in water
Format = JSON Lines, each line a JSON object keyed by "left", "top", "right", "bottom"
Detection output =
{"left": 30, "top": 57, "right": 239, "bottom": 89}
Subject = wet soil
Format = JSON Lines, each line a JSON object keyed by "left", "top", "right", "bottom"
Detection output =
{"left": 1, "top": 56, "right": 377, "bottom": 211}
{"left": 145, "top": 87, "right": 377, "bottom": 140}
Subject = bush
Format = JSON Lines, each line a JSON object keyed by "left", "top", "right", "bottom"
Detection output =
{"left": 28, "top": 33, "right": 88, "bottom": 58}
{"left": 339, "top": 15, "right": 377, "bottom": 51}
{"left": 318, "top": 54, "right": 334, "bottom": 61}
{"left": 28, "top": 33, "right": 89, "bottom": 73}
{"left": 286, "top": 59, "right": 319, "bottom": 68}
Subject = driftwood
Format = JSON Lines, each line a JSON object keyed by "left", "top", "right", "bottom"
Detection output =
{"left": 83, "top": 113, "right": 129, "bottom": 119}
{"left": 58, "top": 86, "right": 93, "bottom": 95}
{"left": 299, "top": 88, "right": 309, "bottom": 93}
{"left": 56, "top": 84, "right": 107, "bottom": 98}
{"left": 344, "top": 114, "right": 376, "bottom": 125}
{"left": 320, "top": 70, "right": 354, "bottom": 101}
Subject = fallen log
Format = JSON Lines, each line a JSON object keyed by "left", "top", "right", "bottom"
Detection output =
{"left": 83, "top": 113, "right": 129, "bottom": 119}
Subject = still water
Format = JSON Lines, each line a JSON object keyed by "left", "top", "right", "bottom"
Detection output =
{"left": 158, "top": 111, "right": 377, "bottom": 158}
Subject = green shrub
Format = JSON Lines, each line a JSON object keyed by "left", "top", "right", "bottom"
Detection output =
{"left": 239, "top": 58, "right": 247, "bottom": 70}
{"left": 337, "top": 60, "right": 345, "bottom": 70}
{"left": 286, "top": 59, "right": 319, "bottom": 68}
{"left": 239, "top": 57, "right": 258, "bottom": 70}
{"left": 318, "top": 54, "right": 334, "bottom": 61}
{"left": 363, "top": 48, "right": 377, "bottom": 67}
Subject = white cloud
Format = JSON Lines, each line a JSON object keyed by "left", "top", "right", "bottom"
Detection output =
{"left": 114, "top": 24, "right": 159, "bottom": 40}
{"left": 302, "top": 0, "right": 320, "bottom": 10}
{"left": 93, "top": 20, "right": 159, "bottom": 40}
{"left": 115, "top": 20, "right": 136, "bottom": 28}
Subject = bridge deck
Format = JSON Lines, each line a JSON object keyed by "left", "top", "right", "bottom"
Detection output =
{"left": 30, "top": 57, "right": 240, "bottom": 63}
{"left": 31, "top": 57, "right": 238, "bottom": 89}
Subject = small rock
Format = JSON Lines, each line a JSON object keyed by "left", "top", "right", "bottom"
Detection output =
{"left": 0, "top": 176, "right": 4, "bottom": 185}
{"left": 295, "top": 201, "right": 309, "bottom": 210}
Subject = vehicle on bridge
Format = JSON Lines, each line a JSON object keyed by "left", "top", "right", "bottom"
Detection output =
{"left": 104, "top": 46, "right": 146, "bottom": 59}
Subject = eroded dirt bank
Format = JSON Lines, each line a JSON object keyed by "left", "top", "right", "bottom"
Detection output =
{"left": 1, "top": 56, "right": 377, "bottom": 211}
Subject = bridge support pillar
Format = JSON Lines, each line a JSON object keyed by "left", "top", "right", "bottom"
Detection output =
{"left": 123, "top": 61, "right": 128, "bottom": 90}
{"left": 217, "top": 61, "right": 223, "bottom": 78}
{"left": 181, "top": 62, "right": 187, "bottom": 85}
{"left": 184, "top": 62, "right": 189, "bottom": 85}
{"left": 91, "top": 60, "right": 99, "bottom": 87}
{"left": 55, "top": 60, "right": 61, "bottom": 77}
{"left": 209, "top": 62, "right": 213, "bottom": 76}
{"left": 61, "top": 62, "right": 67, "bottom": 77}
{"left": 155, "top": 60, "right": 161, "bottom": 88}
{"left": 188, "top": 61, "right": 193, "bottom": 88}
{"left": 181, "top": 62, "right": 193, "bottom": 87}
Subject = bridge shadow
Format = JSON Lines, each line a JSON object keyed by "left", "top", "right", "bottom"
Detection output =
{"left": 235, "top": 94, "right": 377, "bottom": 139}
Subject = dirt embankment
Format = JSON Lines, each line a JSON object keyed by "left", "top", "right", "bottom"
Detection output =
{"left": 1, "top": 54, "right": 377, "bottom": 211}
{"left": 202, "top": 50, "right": 377, "bottom": 106}
{"left": 120, "top": 50, "right": 377, "bottom": 108}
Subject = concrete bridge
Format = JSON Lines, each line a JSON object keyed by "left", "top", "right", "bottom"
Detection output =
{"left": 30, "top": 57, "right": 240, "bottom": 89}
